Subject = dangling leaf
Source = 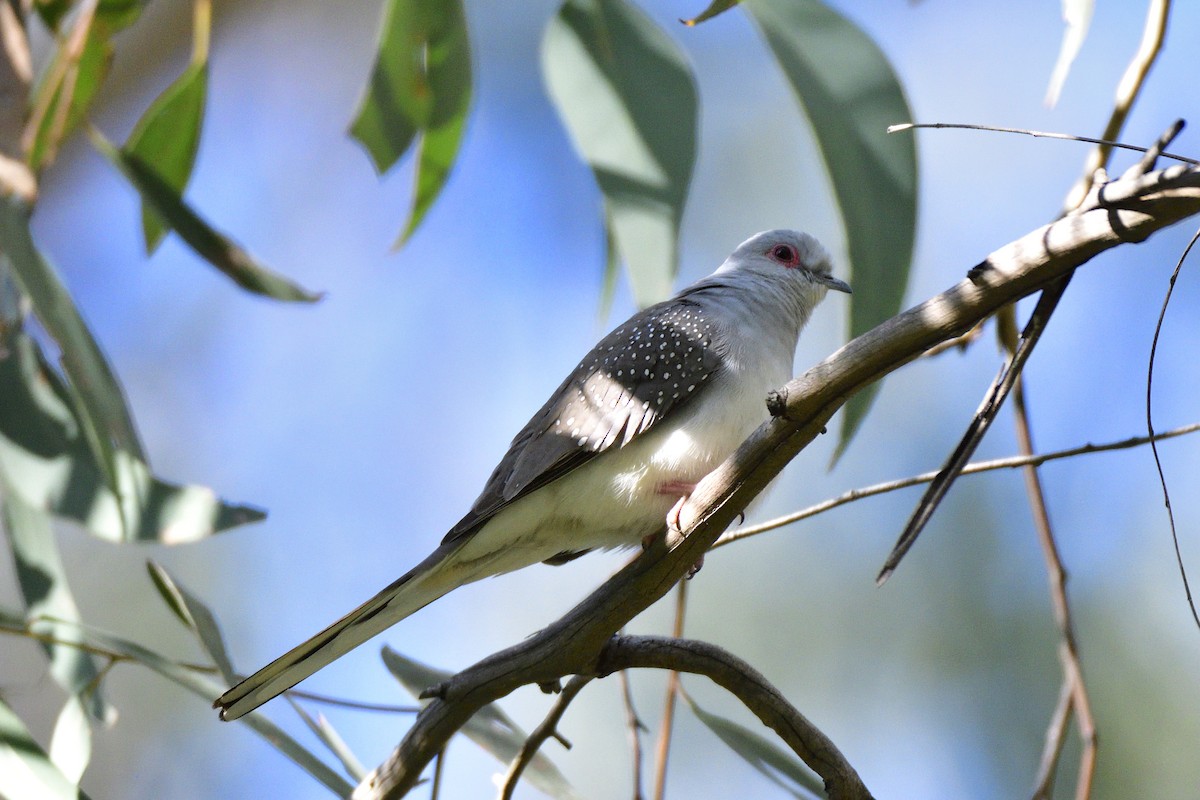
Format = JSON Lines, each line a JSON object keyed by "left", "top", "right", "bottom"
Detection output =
{"left": 0, "top": 332, "right": 265, "bottom": 543}
{"left": 90, "top": 130, "right": 323, "bottom": 303}
{"left": 543, "top": 0, "right": 698, "bottom": 307}
{"left": 745, "top": 0, "right": 917, "bottom": 461}
{"left": 3, "top": 487, "right": 116, "bottom": 726}
{"left": 682, "top": 0, "right": 740, "bottom": 26}
{"left": 0, "top": 696, "right": 95, "bottom": 800}
{"left": 349, "top": 0, "right": 472, "bottom": 244}
{"left": 125, "top": 63, "right": 209, "bottom": 252}
{"left": 146, "top": 561, "right": 238, "bottom": 683}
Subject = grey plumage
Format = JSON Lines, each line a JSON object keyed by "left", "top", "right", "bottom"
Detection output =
{"left": 215, "top": 229, "right": 848, "bottom": 721}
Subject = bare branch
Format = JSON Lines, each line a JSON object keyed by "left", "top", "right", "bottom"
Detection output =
{"left": 596, "top": 636, "right": 872, "bottom": 800}
{"left": 651, "top": 580, "right": 688, "bottom": 800}
{"left": 617, "top": 667, "right": 647, "bottom": 800}
{"left": 352, "top": 164, "right": 1200, "bottom": 800}
{"left": 496, "top": 675, "right": 591, "bottom": 800}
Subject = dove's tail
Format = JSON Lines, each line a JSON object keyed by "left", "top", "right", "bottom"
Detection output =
{"left": 214, "top": 541, "right": 471, "bottom": 721}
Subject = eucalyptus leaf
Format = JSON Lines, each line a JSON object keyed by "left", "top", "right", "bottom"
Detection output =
{"left": 1045, "top": 0, "right": 1094, "bottom": 107}
{"left": 745, "top": 0, "right": 917, "bottom": 460}
{"left": 2, "top": 486, "right": 116, "bottom": 725}
{"left": 145, "top": 561, "right": 238, "bottom": 683}
{"left": 682, "top": 0, "right": 740, "bottom": 26}
{"left": 543, "top": 0, "right": 698, "bottom": 307}
{"left": 90, "top": 131, "right": 323, "bottom": 303}
{"left": 382, "top": 647, "right": 582, "bottom": 800}
{"left": 124, "top": 62, "right": 209, "bottom": 253}
{"left": 286, "top": 699, "right": 368, "bottom": 781}
{"left": 0, "top": 332, "right": 265, "bottom": 543}
{"left": 0, "top": 696, "right": 94, "bottom": 800}
{"left": 66, "top": 625, "right": 354, "bottom": 798}
{"left": 48, "top": 696, "right": 92, "bottom": 785}
{"left": 686, "top": 694, "right": 825, "bottom": 799}
{"left": 350, "top": 0, "right": 472, "bottom": 244}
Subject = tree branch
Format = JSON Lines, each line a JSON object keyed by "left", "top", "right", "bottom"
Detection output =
{"left": 595, "top": 635, "right": 871, "bottom": 800}
{"left": 352, "top": 164, "right": 1200, "bottom": 800}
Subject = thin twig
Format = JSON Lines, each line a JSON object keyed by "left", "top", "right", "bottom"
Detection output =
{"left": 497, "top": 675, "right": 592, "bottom": 800}
{"left": 920, "top": 319, "right": 986, "bottom": 358}
{"left": 0, "top": 618, "right": 218, "bottom": 673}
{"left": 430, "top": 748, "right": 445, "bottom": 800}
{"left": 715, "top": 422, "right": 1200, "bottom": 548}
{"left": 1146, "top": 225, "right": 1200, "bottom": 629}
{"left": 618, "top": 668, "right": 647, "bottom": 800}
{"left": 651, "top": 579, "right": 688, "bottom": 800}
{"left": 889, "top": 122, "right": 1198, "bottom": 167}
{"left": 1031, "top": 680, "right": 1074, "bottom": 799}
{"left": 1009, "top": 369, "right": 1096, "bottom": 800}
{"left": 283, "top": 689, "right": 420, "bottom": 715}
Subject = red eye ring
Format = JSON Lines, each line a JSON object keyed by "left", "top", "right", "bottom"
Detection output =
{"left": 770, "top": 244, "right": 797, "bottom": 264}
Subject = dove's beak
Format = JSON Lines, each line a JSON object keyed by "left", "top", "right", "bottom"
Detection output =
{"left": 817, "top": 273, "right": 852, "bottom": 294}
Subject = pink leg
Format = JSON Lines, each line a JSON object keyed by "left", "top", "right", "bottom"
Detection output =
{"left": 656, "top": 480, "right": 705, "bottom": 577}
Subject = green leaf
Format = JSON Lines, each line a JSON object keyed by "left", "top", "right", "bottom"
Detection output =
{"left": 286, "top": 699, "right": 368, "bottom": 782}
{"left": 89, "top": 130, "right": 323, "bottom": 303}
{"left": 0, "top": 696, "right": 94, "bottom": 800}
{"left": 0, "top": 332, "right": 266, "bottom": 543}
{"left": 350, "top": 0, "right": 472, "bottom": 244}
{"left": 2, "top": 488, "right": 116, "bottom": 725}
{"left": 682, "top": 0, "right": 740, "bottom": 26}
{"left": 382, "top": 647, "right": 582, "bottom": 800}
{"left": 543, "top": 0, "right": 698, "bottom": 307}
{"left": 26, "top": 1, "right": 147, "bottom": 169}
{"left": 145, "top": 561, "right": 237, "bottom": 683}
{"left": 62, "top": 624, "right": 354, "bottom": 797}
{"left": 745, "top": 0, "right": 917, "bottom": 460}
{"left": 685, "top": 694, "right": 825, "bottom": 799}
{"left": 1, "top": 171, "right": 144, "bottom": 502}
{"left": 48, "top": 696, "right": 92, "bottom": 785}
{"left": 124, "top": 62, "right": 209, "bottom": 253}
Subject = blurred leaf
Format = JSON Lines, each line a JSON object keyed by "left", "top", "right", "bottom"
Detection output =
{"left": 1045, "top": 0, "right": 1094, "bottom": 107}
{"left": 1, "top": 476, "right": 116, "bottom": 725}
{"left": 0, "top": 696, "right": 94, "bottom": 800}
{"left": 26, "top": 1, "right": 147, "bottom": 169}
{"left": 286, "top": 699, "right": 368, "bottom": 781}
{"left": 350, "top": 0, "right": 472, "bottom": 244}
{"left": 89, "top": 130, "right": 323, "bottom": 303}
{"left": 745, "top": 0, "right": 917, "bottom": 461}
{"left": 145, "top": 561, "right": 237, "bottom": 683}
{"left": 0, "top": 193, "right": 143, "bottom": 503}
{"left": 48, "top": 696, "right": 91, "bottom": 785}
{"left": 124, "top": 62, "right": 209, "bottom": 253}
{"left": 58, "top": 623, "right": 354, "bottom": 797}
{"left": 0, "top": 332, "right": 266, "bottom": 543}
{"left": 682, "top": 0, "right": 740, "bottom": 26}
{"left": 543, "top": 0, "right": 698, "bottom": 307}
{"left": 382, "top": 647, "right": 582, "bottom": 800}
{"left": 685, "top": 694, "right": 825, "bottom": 799}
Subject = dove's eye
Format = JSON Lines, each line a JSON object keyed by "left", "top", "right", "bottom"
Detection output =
{"left": 769, "top": 244, "right": 797, "bottom": 265}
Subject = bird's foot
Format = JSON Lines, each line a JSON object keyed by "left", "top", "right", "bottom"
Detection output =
{"left": 686, "top": 555, "right": 705, "bottom": 580}
{"left": 658, "top": 480, "right": 697, "bottom": 534}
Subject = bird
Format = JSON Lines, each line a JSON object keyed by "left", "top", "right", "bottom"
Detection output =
{"left": 215, "top": 229, "right": 849, "bottom": 721}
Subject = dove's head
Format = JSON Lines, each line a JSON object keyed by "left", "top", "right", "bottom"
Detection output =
{"left": 717, "top": 229, "right": 850, "bottom": 296}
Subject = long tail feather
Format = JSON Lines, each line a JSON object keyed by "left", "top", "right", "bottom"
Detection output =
{"left": 214, "top": 542, "right": 464, "bottom": 720}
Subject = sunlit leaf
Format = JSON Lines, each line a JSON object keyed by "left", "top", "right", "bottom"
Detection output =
{"left": 682, "top": 0, "right": 740, "bottom": 26}
{"left": 382, "top": 647, "right": 582, "bottom": 800}
{"left": 0, "top": 332, "right": 265, "bottom": 543}
{"left": 745, "top": 0, "right": 917, "bottom": 460}
{"left": 686, "top": 694, "right": 825, "bottom": 799}
{"left": 2, "top": 488, "right": 116, "bottom": 725}
{"left": 1044, "top": 0, "right": 1094, "bottom": 107}
{"left": 1, "top": 170, "right": 143, "bottom": 503}
{"left": 543, "top": 0, "right": 698, "bottom": 307}
{"left": 0, "top": 696, "right": 94, "bottom": 800}
{"left": 59, "top": 623, "right": 354, "bottom": 797}
{"left": 350, "top": 0, "right": 472, "bottom": 244}
{"left": 89, "top": 130, "right": 323, "bottom": 303}
{"left": 145, "top": 561, "right": 237, "bottom": 683}
{"left": 124, "top": 63, "right": 209, "bottom": 253}
{"left": 286, "top": 699, "right": 368, "bottom": 781}
{"left": 48, "top": 696, "right": 92, "bottom": 785}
